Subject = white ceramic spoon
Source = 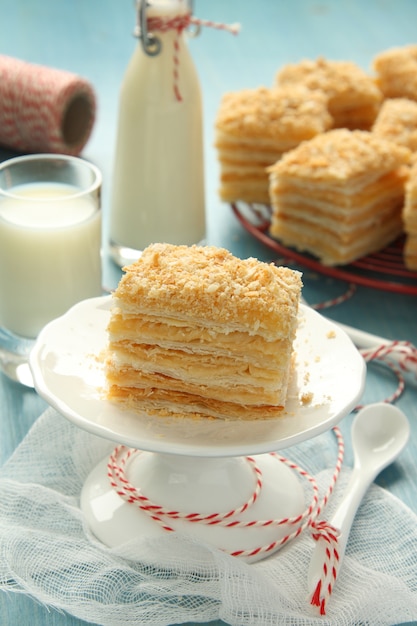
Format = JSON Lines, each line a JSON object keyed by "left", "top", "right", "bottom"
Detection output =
{"left": 0, "top": 347, "right": 34, "bottom": 387}
{"left": 308, "top": 402, "right": 410, "bottom": 600}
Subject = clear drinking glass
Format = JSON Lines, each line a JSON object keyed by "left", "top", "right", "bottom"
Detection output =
{"left": 0, "top": 154, "right": 102, "bottom": 386}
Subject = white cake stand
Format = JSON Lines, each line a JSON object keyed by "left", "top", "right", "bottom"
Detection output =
{"left": 30, "top": 296, "right": 366, "bottom": 562}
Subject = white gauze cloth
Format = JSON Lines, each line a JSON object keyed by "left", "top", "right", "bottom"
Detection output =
{"left": 1, "top": 407, "right": 417, "bottom": 626}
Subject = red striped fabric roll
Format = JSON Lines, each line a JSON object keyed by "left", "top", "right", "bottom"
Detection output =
{"left": 0, "top": 55, "right": 96, "bottom": 156}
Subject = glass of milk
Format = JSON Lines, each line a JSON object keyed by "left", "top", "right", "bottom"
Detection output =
{"left": 0, "top": 153, "right": 102, "bottom": 386}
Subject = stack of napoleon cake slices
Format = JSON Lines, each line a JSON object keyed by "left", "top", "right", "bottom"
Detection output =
{"left": 105, "top": 243, "right": 302, "bottom": 420}
{"left": 372, "top": 46, "right": 417, "bottom": 270}
{"left": 215, "top": 46, "right": 417, "bottom": 270}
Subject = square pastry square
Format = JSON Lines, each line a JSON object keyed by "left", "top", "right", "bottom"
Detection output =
{"left": 276, "top": 57, "right": 382, "bottom": 130}
{"left": 269, "top": 129, "right": 410, "bottom": 266}
{"left": 403, "top": 160, "right": 417, "bottom": 270}
{"left": 105, "top": 244, "right": 302, "bottom": 420}
{"left": 215, "top": 85, "right": 332, "bottom": 204}
{"left": 372, "top": 97, "right": 417, "bottom": 152}
{"left": 373, "top": 45, "right": 417, "bottom": 101}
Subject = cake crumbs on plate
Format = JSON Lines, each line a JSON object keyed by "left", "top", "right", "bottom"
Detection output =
{"left": 301, "top": 391, "right": 314, "bottom": 405}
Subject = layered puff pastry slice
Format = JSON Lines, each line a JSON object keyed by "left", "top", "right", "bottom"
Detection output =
{"left": 105, "top": 243, "right": 302, "bottom": 420}
{"left": 403, "top": 160, "right": 417, "bottom": 270}
{"left": 275, "top": 57, "right": 382, "bottom": 130}
{"left": 268, "top": 129, "right": 411, "bottom": 266}
{"left": 372, "top": 97, "right": 417, "bottom": 153}
{"left": 215, "top": 85, "right": 332, "bottom": 204}
{"left": 373, "top": 44, "right": 417, "bottom": 102}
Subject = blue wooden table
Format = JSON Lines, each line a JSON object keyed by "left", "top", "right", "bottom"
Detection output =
{"left": 1, "top": 1, "right": 416, "bottom": 624}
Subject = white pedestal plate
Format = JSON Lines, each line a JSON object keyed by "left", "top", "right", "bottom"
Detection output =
{"left": 30, "top": 296, "right": 365, "bottom": 562}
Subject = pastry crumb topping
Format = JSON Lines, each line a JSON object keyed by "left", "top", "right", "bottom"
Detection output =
{"left": 276, "top": 56, "right": 382, "bottom": 104}
{"left": 215, "top": 85, "right": 332, "bottom": 140}
{"left": 116, "top": 243, "right": 302, "bottom": 337}
{"left": 268, "top": 129, "right": 411, "bottom": 181}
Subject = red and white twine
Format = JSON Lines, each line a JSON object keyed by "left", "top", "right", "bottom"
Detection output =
{"left": 106, "top": 284, "right": 416, "bottom": 615}
{"left": 308, "top": 283, "right": 357, "bottom": 310}
{"left": 307, "top": 289, "right": 417, "bottom": 406}
{"left": 145, "top": 14, "right": 240, "bottom": 101}
{"left": 310, "top": 520, "right": 341, "bottom": 615}
{"left": 356, "top": 340, "right": 417, "bottom": 407}
{"left": 108, "top": 427, "right": 345, "bottom": 611}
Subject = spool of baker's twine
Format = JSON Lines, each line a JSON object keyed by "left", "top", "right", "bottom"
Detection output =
{"left": 0, "top": 55, "right": 96, "bottom": 155}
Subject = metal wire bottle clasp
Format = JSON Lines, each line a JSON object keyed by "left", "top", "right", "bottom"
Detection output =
{"left": 134, "top": 0, "right": 161, "bottom": 56}
{"left": 133, "top": 0, "right": 199, "bottom": 57}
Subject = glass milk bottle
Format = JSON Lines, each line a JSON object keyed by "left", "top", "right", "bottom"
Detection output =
{"left": 110, "top": 0, "right": 205, "bottom": 266}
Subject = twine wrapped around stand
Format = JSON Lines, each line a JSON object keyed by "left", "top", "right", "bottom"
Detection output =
{"left": 0, "top": 55, "right": 96, "bottom": 155}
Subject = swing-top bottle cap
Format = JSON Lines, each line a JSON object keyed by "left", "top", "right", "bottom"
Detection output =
{"left": 134, "top": 0, "right": 194, "bottom": 56}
